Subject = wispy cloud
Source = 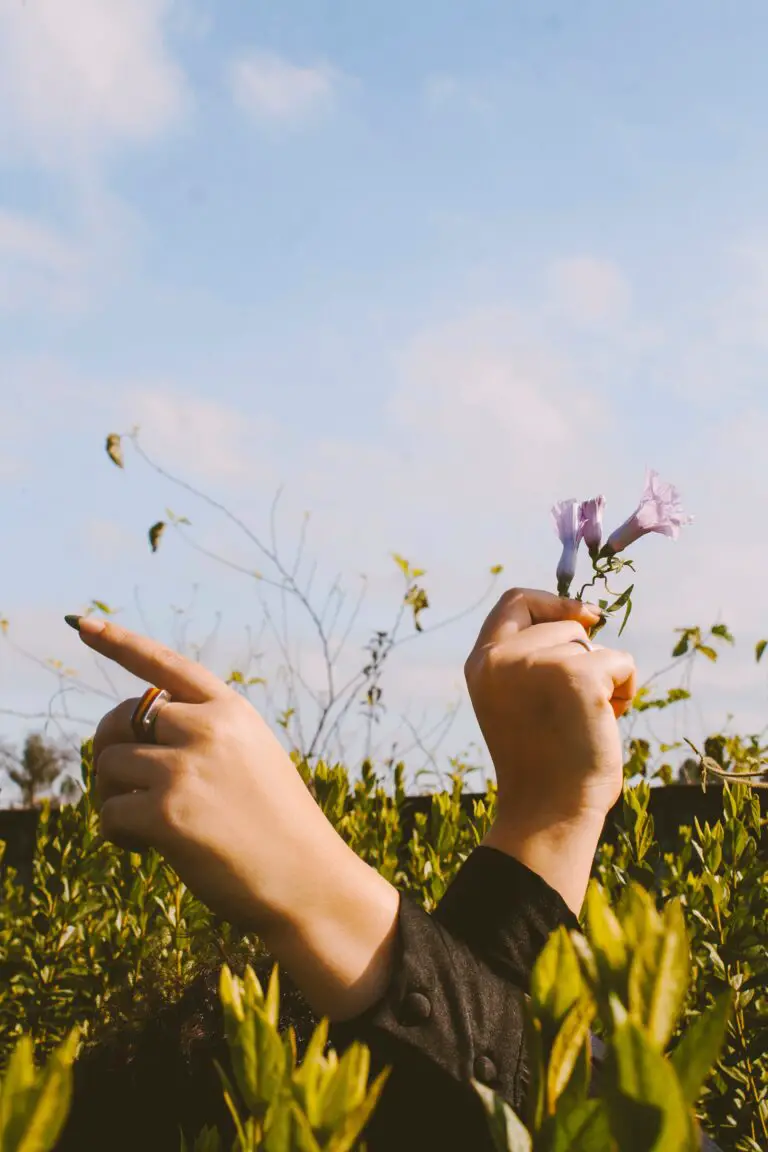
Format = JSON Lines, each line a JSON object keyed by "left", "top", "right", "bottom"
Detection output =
{"left": 547, "top": 257, "right": 632, "bottom": 327}
{"left": 0, "top": 0, "right": 188, "bottom": 168}
{"left": 423, "top": 72, "right": 492, "bottom": 114}
{"left": 0, "top": 207, "right": 87, "bottom": 312}
{"left": 122, "top": 388, "right": 282, "bottom": 486}
{"left": 228, "top": 50, "right": 341, "bottom": 126}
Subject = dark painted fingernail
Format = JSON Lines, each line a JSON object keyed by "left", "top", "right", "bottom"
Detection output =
{"left": 64, "top": 615, "right": 82, "bottom": 631}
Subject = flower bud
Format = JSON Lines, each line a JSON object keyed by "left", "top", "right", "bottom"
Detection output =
{"left": 579, "top": 496, "right": 605, "bottom": 559}
{"left": 551, "top": 499, "right": 582, "bottom": 596}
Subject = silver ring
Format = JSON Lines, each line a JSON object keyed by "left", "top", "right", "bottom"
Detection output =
{"left": 571, "top": 636, "right": 594, "bottom": 653}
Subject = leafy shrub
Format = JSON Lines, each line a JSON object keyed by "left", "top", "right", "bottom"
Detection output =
{"left": 0, "top": 747, "right": 766, "bottom": 1148}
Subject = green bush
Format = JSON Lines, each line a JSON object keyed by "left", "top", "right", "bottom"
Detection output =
{"left": 0, "top": 749, "right": 766, "bottom": 1149}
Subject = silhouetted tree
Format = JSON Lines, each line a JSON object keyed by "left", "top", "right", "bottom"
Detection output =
{"left": 0, "top": 731, "right": 77, "bottom": 807}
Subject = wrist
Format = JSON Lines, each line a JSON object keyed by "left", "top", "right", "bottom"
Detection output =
{"left": 259, "top": 830, "right": 400, "bottom": 1022}
{"left": 481, "top": 807, "right": 606, "bottom": 917}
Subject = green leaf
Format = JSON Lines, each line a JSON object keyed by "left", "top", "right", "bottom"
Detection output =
{"left": 473, "top": 1081, "right": 533, "bottom": 1151}
{"left": 183, "top": 1126, "right": 223, "bottom": 1152}
{"left": 546, "top": 995, "right": 596, "bottom": 1113}
{"left": 325, "top": 1068, "right": 390, "bottom": 1152}
{"left": 756, "top": 639, "right": 767, "bottom": 663}
{"left": 0, "top": 1029, "right": 79, "bottom": 1152}
{"left": 264, "top": 965, "right": 280, "bottom": 1030}
{"left": 606, "top": 1021, "right": 696, "bottom": 1152}
{"left": 264, "top": 1101, "right": 322, "bottom": 1152}
{"left": 584, "top": 882, "right": 628, "bottom": 987}
{"left": 89, "top": 600, "right": 116, "bottom": 616}
{"left": 618, "top": 589, "right": 634, "bottom": 637}
{"left": 616, "top": 880, "right": 658, "bottom": 952}
{"left": 545, "top": 1099, "right": 612, "bottom": 1152}
{"left": 318, "top": 1042, "right": 370, "bottom": 1129}
{"left": 530, "top": 927, "right": 586, "bottom": 1032}
{"left": 628, "top": 900, "right": 689, "bottom": 1049}
{"left": 670, "top": 991, "right": 733, "bottom": 1105}
{"left": 671, "top": 633, "right": 690, "bottom": 657}
{"left": 611, "top": 584, "right": 634, "bottom": 611}
{"left": 490, "top": 564, "right": 504, "bottom": 575}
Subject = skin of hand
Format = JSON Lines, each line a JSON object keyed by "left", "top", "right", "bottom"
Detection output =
{"left": 74, "top": 616, "right": 400, "bottom": 1022}
{"left": 464, "top": 588, "right": 637, "bottom": 915}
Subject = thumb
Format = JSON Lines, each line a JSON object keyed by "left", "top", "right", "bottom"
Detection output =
{"left": 475, "top": 587, "right": 603, "bottom": 649}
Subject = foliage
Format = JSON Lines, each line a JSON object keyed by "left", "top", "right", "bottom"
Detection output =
{"left": 200, "top": 964, "right": 388, "bottom": 1151}
{"left": 0, "top": 739, "right": 765, "bottom": 1149}
{"left": 0, "top": 735, "right": 78, "bottom": 808}
{"left": 475, "top": 881, "right": 735, "bottom": 1152}
{"left": 592, "top": 782, "right": 768, "bottom": 1150}
{"left": 1, "top": 434, "right": 766, "bottom": 1151}
{"left": 0, "top": 1029, "right": 79, "bottom": 1152}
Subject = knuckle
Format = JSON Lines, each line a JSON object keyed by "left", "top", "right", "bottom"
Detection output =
{"left": 194, "top": 706, "right": 220, "bottom": 743}
{"left": 464, "top": 648, "right": 484, "bottom": 685}
{"left": 468, "top": 643, "right": 505, "bottom": 684}
{"left": 156, "top": 785, "right": 188, "bottom": 833}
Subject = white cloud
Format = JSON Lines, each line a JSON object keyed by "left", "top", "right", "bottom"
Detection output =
{"left": 548, "top": 257, "right": 632, "bottom": 327}
{"left": 0, "top": 0, "right": 188, "bottom": 166}
{"left": 124, "top": 388, "right": 282, "bottom": 486}
{"left": 228, "top": 51, "right": 340, "bottom": 126}
{"left": 0, "top": 207, "right": 87, "bottom": 311}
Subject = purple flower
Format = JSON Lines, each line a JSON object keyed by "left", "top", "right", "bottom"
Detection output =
{"left": 579, "top": 496, "right": 606, "bottom": 559}
{"left": 603, "top": 469, "right": 693, "bottom": 556}
{"left": 552, "top": 499, "right": 582, "bottom": 596}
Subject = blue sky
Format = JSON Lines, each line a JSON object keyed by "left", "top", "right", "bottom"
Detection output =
{"left": 2, "top": 0, "right": 768, "bottom": 793}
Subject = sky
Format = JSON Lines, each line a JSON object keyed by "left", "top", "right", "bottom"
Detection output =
{"left": 2, "top": 0, "right": 768, "bottom": 796}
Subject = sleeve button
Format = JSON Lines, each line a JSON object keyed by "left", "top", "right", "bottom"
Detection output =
{"left": 473, "top": 1055, "right": 497, "bottom": 1084}
{"left": 399, "top": 991, "right": 432, "bottom": 1025}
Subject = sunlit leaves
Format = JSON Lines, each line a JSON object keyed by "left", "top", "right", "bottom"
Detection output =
{"left": 0, "top": 1029, "right": 80, "bottom": 1152}
{"left": 670, "top": 991, "right": 734, "bottom": 1106}
{"left": 473, "top": 1081, "right": 532, "bottom": 1152}
{"left": 605, "top": 1021, "right": 695, "bottom": 1151}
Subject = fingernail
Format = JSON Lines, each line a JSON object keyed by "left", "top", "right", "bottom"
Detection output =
{"left": 584, "top": 603, "right": 605, "bottom": 618}
{"left": 64, "top": 615, "right": 82, "bottom": 631}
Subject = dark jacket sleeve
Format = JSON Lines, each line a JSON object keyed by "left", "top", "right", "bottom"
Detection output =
{"left": 330, "top": 847, "right": 577, "bottom": 1152}
{"left": 433, "top": 846, "right": 580, "bottom": 986}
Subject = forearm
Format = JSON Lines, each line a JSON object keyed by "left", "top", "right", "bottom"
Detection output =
{"left": 257, "top": 832, "right": 400, "bottom": 1022}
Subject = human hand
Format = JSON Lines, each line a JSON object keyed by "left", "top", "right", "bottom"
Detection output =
{"left": 464, "top": 588, "right": 637, "bottom": 912}
{"left": 71, "top": 615, "right": 399, "bottom": 1018}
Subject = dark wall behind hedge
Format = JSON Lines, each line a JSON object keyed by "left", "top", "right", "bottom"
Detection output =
{"left": 1, "top": 785, "right": 765, "bottom": 892}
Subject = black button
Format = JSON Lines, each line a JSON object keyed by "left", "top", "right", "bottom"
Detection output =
{"left": 400, "top": 992, "right": 432, "bottom": 1025}
{"left": 473, "top": 1055, "right": 497, "bottom": 1084}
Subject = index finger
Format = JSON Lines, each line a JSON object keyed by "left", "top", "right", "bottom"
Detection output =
{"left": 473, "top": 587, "right": 603, "bottom": 651}
{"left": 68, "top": 616, "right": 226, "bottom": 704}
